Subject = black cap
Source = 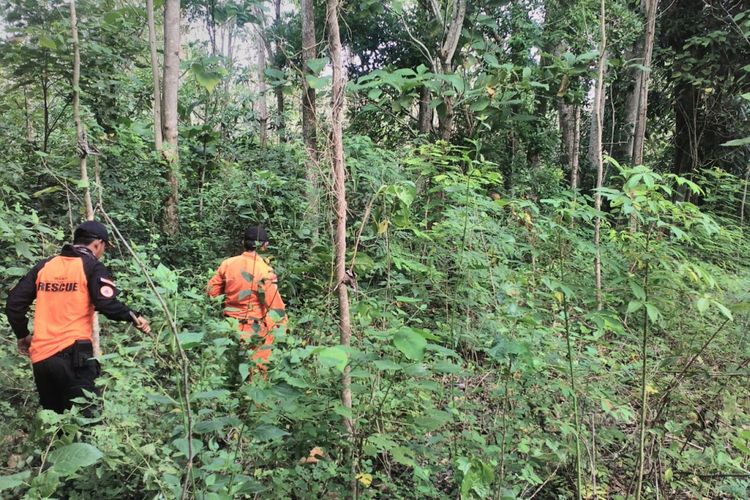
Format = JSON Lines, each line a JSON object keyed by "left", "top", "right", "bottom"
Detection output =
{"left": 74, "top": 220, "right": 110, "bottom": 244}
{"left": 244, "top": 226, "right": 269, "bottom": 243}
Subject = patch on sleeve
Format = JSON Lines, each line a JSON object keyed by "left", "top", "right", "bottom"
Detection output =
{"left": 100, "top": 277, "right": 116, "bottom": 287}
{"left": 100, "top": 285, "right": 114, "bottom": 298}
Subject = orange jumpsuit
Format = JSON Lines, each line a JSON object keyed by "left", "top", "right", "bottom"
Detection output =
{"left": 207, "top": 251, "right": 287, "bottom": 370}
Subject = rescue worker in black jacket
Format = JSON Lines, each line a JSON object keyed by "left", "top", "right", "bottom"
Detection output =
{"left": 5, "top": 220, "right": 151, "bottom": 413}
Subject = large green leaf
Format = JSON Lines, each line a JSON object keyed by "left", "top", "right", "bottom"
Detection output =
{"left": 48, "top": 443, "right": 103, "bottom": 475}
{"left": 253, "top": 424, "right": 289, "bottom": 442}
{"left": 393, "top": 327, "right": 427, "bottom": 361}
{"left": 0, "top": 471, "right": 31, "bottom": 491}
{"left": 318, "top": 346, "right": 348, "bottom": 372}
{"left": 172, "top": 438, "right": 203, "bottom": 459}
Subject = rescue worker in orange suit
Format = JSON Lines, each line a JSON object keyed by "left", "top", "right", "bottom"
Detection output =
{"left": 207, "top": 226, "right": 287, "bottom": 378}
{"left": 5, "top": 220, "right": 151, "bottom": 413}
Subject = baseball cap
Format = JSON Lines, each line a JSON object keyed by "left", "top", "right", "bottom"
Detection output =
{"left": 244, "top": 226, "right": 269, "bottom": 243}
{"left": 74, "top": 220, "right": 110, "bottom": 245}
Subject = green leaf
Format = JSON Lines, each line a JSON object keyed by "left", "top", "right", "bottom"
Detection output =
{"left": 268, "top": 309, "right": 286, "bottom": 323}
{"left": 253, "top": 424, "right": 289, "bottom": 442}
{"left": 0, "top": 471, "right": 31, "bottom": 491}
{"left": 239, "top": 363, "right": 249, "bottom": 381}
{"left": 177, "top": 331, "right": 204, "bottom": 348}
{"left": 48, "top": 443, "right": 104, "bottom": 475}
{"left": 393, "top": 327, "right": 427, "bottom": 361}
{"left": 373, "top": 358, "right": 401, "bottom": 371}
{"left": 264, "top": 67, "right": 286, "bottom": 80}
{"left": 318, "top": 346, "right": 348, "bottom": 372}
{"left": 470, "top": 97, "right": 490, "bottom": 112}
{"left": 172, "top": 438, "right": 203, "bottom": 459}
{"left": 39, "top": 36, "right": 57, "bottom": 50}
{"left": 645, "top": 303, "right": 661, "bottom": 323}
{"left": 626, "top": 301, "right": 643, "bottom": 314}
{"left": 712, "top": 300, "right": 733, "bottom": 321}
{"left": 721, "top": 136, "right": 750, "bottom": 147}
{"left": 306, "top": 57, "right": 328, "bottom": 74}
{"left": 629, "top": 282, "right": 646, "bottom": 300}
{"left": 414, "top": 410, "right": 451, "bottom": 431}
{"left": 306, "top": 74, "right": 331, "bottom": 89}
{"left": 191, "top": 61, "right": 224, "bottom": 92}
{"left": 696, "top": 296, "right": 709, "bottom": 314}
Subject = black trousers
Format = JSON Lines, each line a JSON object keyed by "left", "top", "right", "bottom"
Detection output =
{"left": 32, "top": 341, "right": 100, "bottom": 413}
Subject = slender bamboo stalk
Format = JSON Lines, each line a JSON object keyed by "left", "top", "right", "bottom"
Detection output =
{"left": 560, "top": 236, "right": 583, "bottom": 499}
{"left": 635, "top": 232, "right": 651, "bottom": 500}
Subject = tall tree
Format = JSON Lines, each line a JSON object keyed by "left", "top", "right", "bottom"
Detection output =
{"left": 327, "top": 0, "right": 354, "bottom": 447}
{"left": 273, "top": 0, "right": 285, "bottom": 143}
{"left": 591, "top": 0, "right": 607, "bottom": 311}
{"left": 70, "top": 0, "right": 100, "bottom": 356}
{"left": 162, "top": 0, "right": 180, "bottom": 235}
{"left": 627, "top": 0, "right": 659, "bottom": 166}
{"left": 255, "top": 26, "right": 269, "bottom": 148}
{"left": 147, "top": 0, "right": 163, "bottom": 152}
{"left": 301, "top": 0, "right": 319, "bottom": 231}
{"left": 433, "top": 0, "right": 466, "bottom": 141}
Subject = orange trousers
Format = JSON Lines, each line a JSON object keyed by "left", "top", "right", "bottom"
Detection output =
{"left": 238, "top": 320, "right": 274, "bottom": 372}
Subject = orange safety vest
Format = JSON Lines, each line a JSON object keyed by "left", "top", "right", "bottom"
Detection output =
{"left": 207, "top": 251, "right": 287, "bottom": 365}
{"left": 30, "top": 255, "right": 94, "bottom": 363}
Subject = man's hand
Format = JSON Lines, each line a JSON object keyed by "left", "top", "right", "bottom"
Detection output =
{"left": 135, "top": 316, "right": 152, "bottom": 336}
{"left": 17, "top": 335, "right": 31, "bottom": 356}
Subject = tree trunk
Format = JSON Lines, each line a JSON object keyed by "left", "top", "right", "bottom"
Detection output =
{"left": 741, "top": 164, "right": 749, "bottom": 226}
{"left": 255, "top": 27, "right": 269, "bottom": 148}
{"left": 327, "top": 0, "right": 354, "bottom": 451}
{"left": 592, "top": 0, "right": 607, "bottom": 312}
{"left": 435, "top": 0, "right": 466, "bottom": 141}
{"left": 418, "top": 86, "right": 432, "bottom": 134}
{"left": 631, "top": 0, "right": 659, "bottom": 167}
{"left": 273, "top": 0, "right": 285, "bottom": 143}
{"left": 275, "top": 87, "right": 285, "bottom": 143}
{"left": 301, "top": 0, "right": 319, "bottom": 235}
{"left": 147, "top": 0, "right": 163, "bottom": 151}
{"left": 70, "top": 0, "right": 101, "bottom": 357}
{"left": 622, "top": 37, "right": 645, "bottom": 161}
{"left": 162, "top": 0, "right": 180, "bottom": 235}
{"left": 559, "top": 101, "right": 581, "bottom": 189}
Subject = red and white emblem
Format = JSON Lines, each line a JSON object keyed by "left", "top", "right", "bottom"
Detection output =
{"left": 100, "top": 285, "right": 114, "bottom": 298}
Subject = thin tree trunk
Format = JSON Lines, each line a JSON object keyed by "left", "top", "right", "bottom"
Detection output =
{"left": 70, "top": 2, "right": 94, "bottom": 221}
{"left": 42, "top": 73, "right": 50, "bottom": 153}
{"left": 632, "top": 0, "right": 658, "bottom": 167}
{"left": 741, "top": 164, "right": 749, "bottom": 226}
{"left": 147, "top": 0, "right": 163, "bottom": 151}
{"left": 622, "top": 37, "right": 644, "bottom": 161}
{"left": 70, "top": 0, "right": 100, "bottom": 357}
{"left": 162, "top": 0, "right": 180, "bottom": 235}
{"left": 301, "top": 0, "right": 319, "bottom": 235}
{"left": 559, "top": 101, "right": 581, "bottom": 189}
{"left": 327, "top": 0, "right": 354, "bottom": 477}
{"left": 275, "top": 87, "right": 285, "bottom": 143}
{"left": 592, "top": 0, "right": 607, "bottom": 311}
{"left": 255, "top": 27, "right": 268, "bottom": 147}
{"left": 418, "top": 86, "right": 432, "bottom": 134}
{"left": 273, "top": 0, "right": 285, "bottom": 143}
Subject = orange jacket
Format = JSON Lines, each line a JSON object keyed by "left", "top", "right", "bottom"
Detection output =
{"left": 207, "top": 252, "right": 287, "bottom": 331}
{"left": 6, "top": 245, "right": 138, "bottom": 363}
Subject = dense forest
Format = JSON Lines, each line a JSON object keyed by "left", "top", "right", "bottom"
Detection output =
{"left": 1, "top": 0, "right": 749, "bottom": 498}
